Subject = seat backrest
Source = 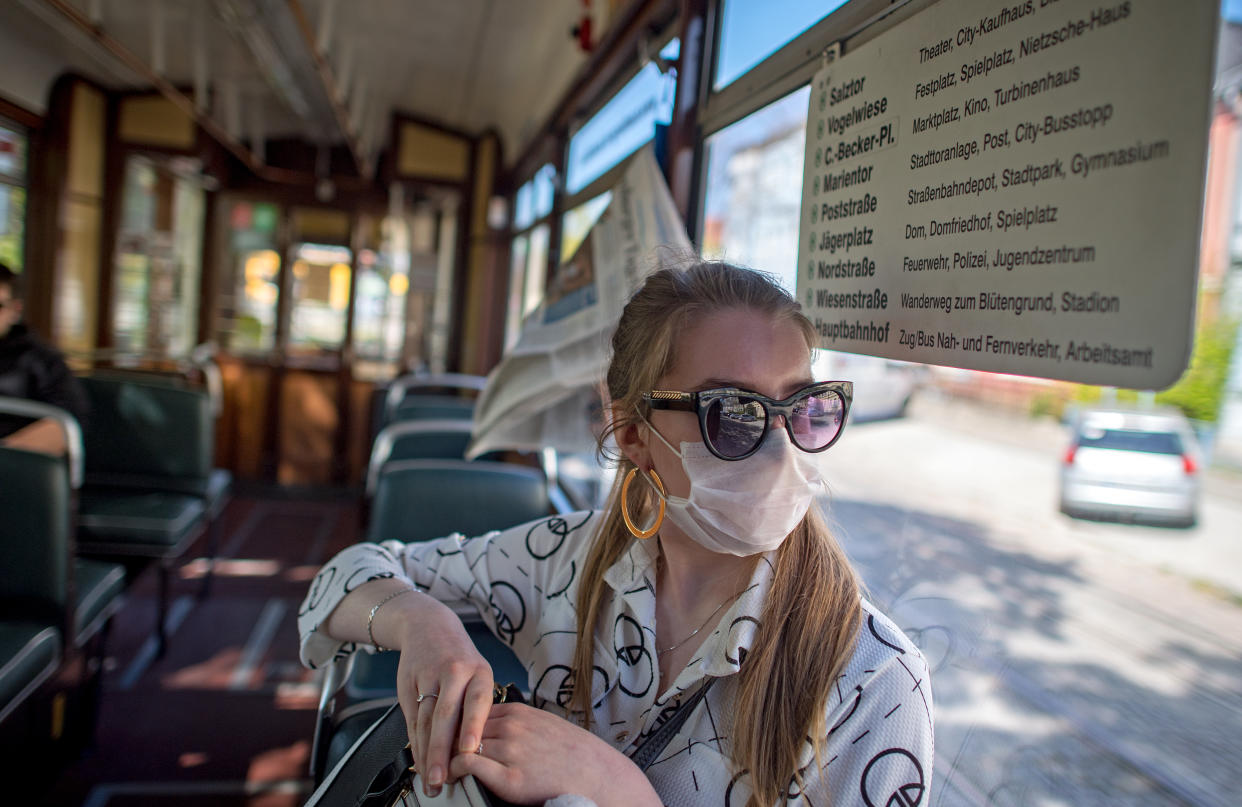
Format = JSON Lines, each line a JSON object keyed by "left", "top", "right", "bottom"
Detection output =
{"left": 77, "top": 374, "right": 213, "bottom": 492}
{"left": 367, "top": 459, "right": 550, "bottom": 543}
{"left": 0, "top": 446, "right": 71, "bottom": 623}
{"left": 383, "top": 372, "right": 485, "bottom": 416}
{"left": 365, "top": 420, "right": 475, "bottom": 496}
{"left": 391, "top": 395, "right": 476, "bottom": 423}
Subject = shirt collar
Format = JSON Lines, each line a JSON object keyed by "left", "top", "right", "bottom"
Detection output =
{"left": 601, "top": 537, "right": 778, "bottom": 683}
{"left": 602, "top": 534, "right": 660, "bottom": 593}
{"left": 686, "top": 551, "right": 775, "bottom": 680}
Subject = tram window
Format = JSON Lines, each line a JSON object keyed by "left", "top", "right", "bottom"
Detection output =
{"left": 525, "top": 224, "right": 550, "bottom": 316}
{"left": 564, "top": 39, "right": 679, "bottom": 195}
{"left": 700, "top": 86, "right": 810, "bottom": 293}
{"left": 351, "top": 212, "right": 406, "bottom": 367}
{"left": 507, "top": 162, "right": 557, "bottom": 347}
{"left": 531, "top": 163, "right": 556, "bottom": 221}
{"left": 219, "top": 200, "right": 281, "bottom": 353}
{"left": 0, "top": 120, "right": 27, "bottom": 270}
{"left": 713, "top": 0, "right": 852, "bottom": 91}
{"left": 560, "top": 192, "right": 612, "bottom": 263}
{"left": 514, "top": 181, "right": 535, "bottom": 231}
{"left": 112, "top": 155, "right": 204, "bottom": 355}
{"left": 505, "top": 234, "right": 529, "bottom": 350}
{"left": 288, "top": 242, "right": 351, "bottom": 352}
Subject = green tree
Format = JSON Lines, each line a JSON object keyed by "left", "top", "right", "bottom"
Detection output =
{"left": 1155, "top": 314, "right": 1238, "bottom": 422}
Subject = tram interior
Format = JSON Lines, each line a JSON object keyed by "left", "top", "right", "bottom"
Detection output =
{"left": 1, "top": 0, "right": 1240, "bottom": 805}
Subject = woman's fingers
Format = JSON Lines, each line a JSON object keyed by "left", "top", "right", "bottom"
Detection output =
{"left": 448, "top": 748, "right": 512, "bottom": 792}
{"left": 413, "top": 683, "right": 440, "bottom": 792}
{"left": 418, "top": 663, "right": 492, "bottom": 795}
{"left": 456, "top": 675, "right": 495, "bottom": 755}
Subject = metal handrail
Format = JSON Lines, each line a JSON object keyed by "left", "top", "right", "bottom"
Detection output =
{"left": 0, "top": 397, "right": 84, "bottom": 488}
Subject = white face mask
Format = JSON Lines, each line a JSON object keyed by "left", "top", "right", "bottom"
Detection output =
{"left": 640, "top": 414, "right": 827, "bottom": 556}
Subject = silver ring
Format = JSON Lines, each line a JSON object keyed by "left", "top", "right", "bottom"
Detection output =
{"left": 475, "top": 742, "right": 484, "bottom": 755}
{"left": 416, "top": 692, "right": 439, "bottom": 704}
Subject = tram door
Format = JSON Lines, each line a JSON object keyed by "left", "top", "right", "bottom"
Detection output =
{"left": 213, "top": 196, "right": 454, "bottom": 487}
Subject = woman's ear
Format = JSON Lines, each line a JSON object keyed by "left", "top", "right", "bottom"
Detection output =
{"left": 611, "top": 405, "right": 651, "bottom": 471}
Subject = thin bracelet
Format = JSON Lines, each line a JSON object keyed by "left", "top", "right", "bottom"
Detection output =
{"left": 367, "top": 586, "right": 418, "bottom": 652}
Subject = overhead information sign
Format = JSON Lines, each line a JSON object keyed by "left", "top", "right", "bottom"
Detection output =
{"left": 797, "top": 0, "right": 1217, "bottom": 389}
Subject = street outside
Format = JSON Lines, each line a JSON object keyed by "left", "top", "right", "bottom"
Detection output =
{"left": 819, "top": 392, "right": 1242, "bottom": 807}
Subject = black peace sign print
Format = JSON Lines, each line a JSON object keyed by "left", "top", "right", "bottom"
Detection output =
{"left": 488, "top": 580, "right": 527, "bottom": 644}
{"left": 860, "top": 747, "right": 925, "bottom": 807}
{"left": 526, "top": 512, "right": 593, "bottom": 560}
{"left": 614, "top": 613, "right": 654, "bottom": 698}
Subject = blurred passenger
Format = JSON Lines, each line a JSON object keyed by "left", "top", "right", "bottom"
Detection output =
{"left": 0, "top": 262, "right": 89, "bottom": 455}
{"left": 298, "top": 259, "right": 933, "bottom": 806}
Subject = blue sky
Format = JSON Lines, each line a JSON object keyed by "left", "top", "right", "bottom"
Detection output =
{"left": 1227, "top": 0, "right": 1242, "bottom": 21}
{"left": 716, "top": 0, "right": 849, "bottom": 89}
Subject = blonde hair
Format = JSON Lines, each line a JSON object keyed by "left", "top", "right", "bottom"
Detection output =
{"left": 570, "top": 260, "right": 862, "bottom": 805}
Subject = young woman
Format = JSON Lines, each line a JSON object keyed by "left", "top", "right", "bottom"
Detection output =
{"left": 298, "top": 260, "right": 933, "bottom": 806}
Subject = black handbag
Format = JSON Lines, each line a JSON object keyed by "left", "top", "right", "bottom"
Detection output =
{"left": 304, "top": 679, "right": 715, "bottom": 807}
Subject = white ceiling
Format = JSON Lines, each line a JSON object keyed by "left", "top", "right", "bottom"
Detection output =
{"left": 0, "top": 0, "right": 601, "bottom": 170}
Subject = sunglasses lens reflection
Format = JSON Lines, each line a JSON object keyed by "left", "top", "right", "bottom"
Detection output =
{"left": 704, "top": 395, "right": 767, "bottom": 458}
{"left": 789, "top": 390, "right": 845, "bottom": 450}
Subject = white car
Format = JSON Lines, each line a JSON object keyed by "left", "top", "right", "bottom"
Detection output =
{"left": 1059, "top": 407, "right": 1201, "bottom": 527}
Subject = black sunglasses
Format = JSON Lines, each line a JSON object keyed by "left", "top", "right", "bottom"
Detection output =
{"left": 642, "top": 380, "right": 852, "bottom": 461}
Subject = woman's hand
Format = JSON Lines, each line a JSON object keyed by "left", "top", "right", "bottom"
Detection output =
{"left": 391, "top": 604, "right": 496, "bottom": 798}
{"left": 447, "top": 703, "right": 662, "bottom": 807}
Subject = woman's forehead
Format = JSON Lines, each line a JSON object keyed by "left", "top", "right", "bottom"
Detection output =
{"left": 662, "top": 308, "right": 811, "bottom": 392}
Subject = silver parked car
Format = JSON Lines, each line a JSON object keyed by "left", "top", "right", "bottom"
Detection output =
{"left": 1059, "top": 407, "right": 1201, "bottom": 527}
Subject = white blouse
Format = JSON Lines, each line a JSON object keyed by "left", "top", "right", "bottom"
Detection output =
{"left": 298, "top": 511, "right": 934, "bottom": 806}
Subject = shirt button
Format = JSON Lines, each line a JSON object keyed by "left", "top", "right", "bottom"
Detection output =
{"left": 615, "top": 731, "right": 629, "bottom": 743}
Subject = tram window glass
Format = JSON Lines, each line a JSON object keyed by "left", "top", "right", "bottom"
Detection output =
{"left": 531, "top": 163, "right": 556, "bottom": 220}
{"left": 714, "top": 0, "right": 851, "bottom": 90}
{"left": 507, "top": 162, "right": 558, "bottom": 344}
{"left": 700, "top": 86, "right": 809, "bottom": 293}
{"left": 0, "top": 120, "right": 27, "bottom": 270}
{"left": 560, "top": 191, "right": 612, "bottom": 263}
{"left": 514, "top": 181, "right": 535, "bottom": 231}
{"left": 525, "top": 224, "right": 550, "bottom": 316}
{"left": 112, "top": 155, "right": 204, "bottom": 355}
{"left": 564, "top": 38, "right": 679, "bottom": 195}
{"left": 505, "top": 233, "right": 529, "bottom": 349}
{"left": 352, "top": 215, "right": 408, "bottom": 366}
{"left": 220, "top": 200, "right": 281, "bottom": 353}
{"left": 288, "top": 242, "right": 352, "bottom": 352}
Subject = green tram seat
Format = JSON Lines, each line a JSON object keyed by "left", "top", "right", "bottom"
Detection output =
{"left": 366, "top": 459, "right": 549, "bottom": 544}
{"left": 391, "top": 395, "right": 476, "bottom": 422}
{"left": 73, "top": 374, "right": 227, "bottom": 656}
{"left": 370, "top": 373, "right": 486, "bottom": 441}
{"left": 78, "top": 360, "right": 232, "bottom": 518}
{"left": 311, "top": 458, "right": 561, "bottom": 784}
{"left": 364, "top": 420, "right": 483, "bottom": 500}
{"left": 0, "top": 398, "right": 125, "bottom": 738}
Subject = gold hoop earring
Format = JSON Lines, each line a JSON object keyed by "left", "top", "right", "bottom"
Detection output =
{"left": 621, "top": 468, "right": 665, "bottom": 539}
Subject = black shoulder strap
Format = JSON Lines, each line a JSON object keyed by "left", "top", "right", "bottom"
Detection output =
{"left": 628, "top": 678, "right": 717, "bottom": 771}
{"left": 305, "top": 702, "right": 409, "bottom": 807}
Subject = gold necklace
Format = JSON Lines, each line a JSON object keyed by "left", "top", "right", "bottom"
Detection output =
{"left": 656, "top": 587, "right": 747, "bottom": 656}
